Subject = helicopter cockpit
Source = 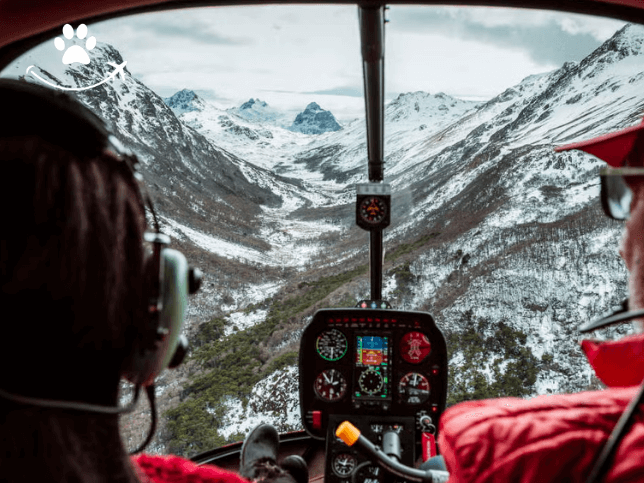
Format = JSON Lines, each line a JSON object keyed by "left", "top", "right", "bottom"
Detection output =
{"left": 1, "top": 1, "right": 644, "bottom": 482}
{"left": 298, "top": 307, "right": 447, "bottom": 482}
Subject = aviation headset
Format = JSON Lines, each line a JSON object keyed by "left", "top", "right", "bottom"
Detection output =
{"left": 0, "top": 79, "right": 201, "bottom": 445}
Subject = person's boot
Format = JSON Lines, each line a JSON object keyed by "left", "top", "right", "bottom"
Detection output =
{"left": 240, "top": 424, "right": 281, "bottom": 482}
{"left": 280, "top": 455, "right": 309, "bottom": 483}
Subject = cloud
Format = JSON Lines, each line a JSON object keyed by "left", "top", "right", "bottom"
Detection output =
{"left": 306, "top": 85, "right": 364, "bottom": 97}
{"left": 145, "top": 22, "right": 248, "bottom": 45}
{"left": 387, "top": 7, "right": 625, "bottom": 65}
{"left": 83, "top": 5, "right": 627, "bottom": 109}
{"left": 92, "top": 14, "right": 249, "bottom": 47}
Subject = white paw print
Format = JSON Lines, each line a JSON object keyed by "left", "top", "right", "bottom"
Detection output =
{"left": 54, "top": 24, "right": 96, "bottom": 65}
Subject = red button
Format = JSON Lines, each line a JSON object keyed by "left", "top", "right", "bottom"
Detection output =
{"left": 312, "top": 411, "right": 322, "bottom": 430}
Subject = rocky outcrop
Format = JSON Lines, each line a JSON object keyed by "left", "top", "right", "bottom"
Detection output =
{"left": 288, "top": 102, "right": 342, "bottom": 134}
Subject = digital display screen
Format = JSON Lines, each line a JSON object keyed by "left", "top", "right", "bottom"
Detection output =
{"left": 356, "top": 335, "right": 388, "bottom": 365}
{"left": 354, "top": 335, "right": 391, "bottom": 400}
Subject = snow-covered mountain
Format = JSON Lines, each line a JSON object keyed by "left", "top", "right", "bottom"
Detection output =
{"left": 230, "top": 98, "right": 293, "bottom": 127}
{"left": 6, "top": 42, "right": 285, "bottom": 216}
{"left": 163, "top": 89, "right": 206, "bottom": 115}
{"left": 2, "top": 40, "right": 348, "bottom": 338}
{"left": 4, "top": 23, "right": 644, "bottom": 456}
{"left": 288, "top": 102, "right": 342, "bottom": 134}
{"left": 386, "top": 91, "right": 478, "bottom": 127}
{"left": 173, "top": 94, "right": 312, "bottom": 171}
{"left": 264, "top": 91, "right": 481, "bottom": 185}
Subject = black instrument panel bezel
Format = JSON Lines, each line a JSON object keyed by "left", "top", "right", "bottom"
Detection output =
{"left": 299, "top": 308, "right": 448, "bottom": 440}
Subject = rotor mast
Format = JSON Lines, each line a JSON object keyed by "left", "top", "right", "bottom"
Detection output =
{"left": 358, "top": 4, "right": 387, "bottom": 301}
{"left": 360, "top": 4, "right": 385, "bottom": 182}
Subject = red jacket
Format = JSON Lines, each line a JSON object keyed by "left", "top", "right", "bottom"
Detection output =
{"left": 132, "top": 454, "right": 249, "bottom": 483}
{"left": 438, "top": 333, "right": 644, "bottom": 483}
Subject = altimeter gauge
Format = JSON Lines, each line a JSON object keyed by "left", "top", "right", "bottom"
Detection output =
{"left": 314, "top": 369, "right": 347, "bottom": 401}
{"left": 316, "top": 329, "right": 348, "bottom": 361}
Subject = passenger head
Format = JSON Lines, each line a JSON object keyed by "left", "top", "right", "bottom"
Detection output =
{"left": 620, "top": 131, "right": 644, "bottom": 333}
{"left": 556, "top": 118, "right": 644, "bottom": 333}
{"left": 0, "top": 79, "right": 147, "bottom": 405}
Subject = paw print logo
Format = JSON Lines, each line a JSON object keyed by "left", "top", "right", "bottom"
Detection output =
{"left": 27, "top": 22, "right": 127, "bottom": 91}
{"left": 54, "top": 24, "right": 96, "bottom": 65}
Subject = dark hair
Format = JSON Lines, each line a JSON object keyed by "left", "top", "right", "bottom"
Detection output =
{"left": 0, "top": 135, "right": 146, "bottom": 482}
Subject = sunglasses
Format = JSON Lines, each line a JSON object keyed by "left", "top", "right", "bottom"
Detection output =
{"left": 600, "top": 166, "right": 644, "bottom": 220}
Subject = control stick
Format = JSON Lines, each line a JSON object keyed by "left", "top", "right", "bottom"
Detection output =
{"left": 336, "top": 421, "right": 449, "bottom": 483}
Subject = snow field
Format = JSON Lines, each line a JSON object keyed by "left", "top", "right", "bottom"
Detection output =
{"left": 215, "top": 366, "right": 302, "bottom": 439}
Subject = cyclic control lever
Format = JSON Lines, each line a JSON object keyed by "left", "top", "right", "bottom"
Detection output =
{"left": 336, "top": 421, "right": 449, "bottom": 483}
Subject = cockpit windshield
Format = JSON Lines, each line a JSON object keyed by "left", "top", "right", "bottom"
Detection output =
{"left": 1, "top": 4, "right": 639, "bottom": 457}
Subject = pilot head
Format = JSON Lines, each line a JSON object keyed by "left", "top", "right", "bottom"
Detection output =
{"left": 0, "top": 79, "right": 148, "bottom": 406}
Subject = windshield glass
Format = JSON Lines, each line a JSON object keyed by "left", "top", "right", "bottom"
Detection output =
{"left": 2, "top": 4, "right": 639, "bottom": 457}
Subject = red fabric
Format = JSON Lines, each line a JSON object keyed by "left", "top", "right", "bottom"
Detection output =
{"left": 132, "top": 454, "right": 250, "bottom": 483}
{"left": 581, "top": 333, "right": 644, "bottom": 387}
{"left": 554, "top": 118, "right": 644, "bottom": 167}
{"left": 438, "top": 335, "right": 644, "bottom": 483}
{"left": 438, "top": 388, "right": 644, "bottom": 483}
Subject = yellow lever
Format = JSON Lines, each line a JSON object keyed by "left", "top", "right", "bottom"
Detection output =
{"left": 336, "top": 421, "right": 361, "bottom": 446}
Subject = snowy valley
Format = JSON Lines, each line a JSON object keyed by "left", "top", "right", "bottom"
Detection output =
{"left": 3, "top": 22, "right": 644, "bottom": 456}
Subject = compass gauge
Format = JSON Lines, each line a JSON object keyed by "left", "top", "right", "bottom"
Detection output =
{"left": 359, "top": 196, "right": 388, "bottom": 225}
{"left": 358, "top": 368, "right": 384, "bottom": 395}
{"left": 314, "top": 369, "right": 347, "bottom": 401}
{"left": 316, "top": 329, "right": 348, "bottom": 361}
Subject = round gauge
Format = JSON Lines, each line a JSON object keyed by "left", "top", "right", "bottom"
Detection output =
{"left": 359, "top": 196, "right": 387, "bottom": 225}
{"left": 358, "top": 368, "right": 384, "bottom": 395}
{"left": 332, "top": 453, "right": 357, "bottom": 477}
{"left": 314, "top": 369, "right": 347, "bottom": 401}
{"left": 400, "top": 331, "right": 431, "bottom": 364}
{"left": 316, "top": 329, "right": 348, "bottom": 361}
{"left": 398, "top": 372, "right": 430, "bottom": 404}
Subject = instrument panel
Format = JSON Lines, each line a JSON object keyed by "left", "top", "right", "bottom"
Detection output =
{"left": 299, "top": 308, "right": 447, "bottom": 483}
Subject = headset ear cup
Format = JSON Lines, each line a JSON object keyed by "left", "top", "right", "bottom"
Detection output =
{"left": 123, "top": 246, "right": 190, "bottom": 386}
{"left": 155, "top": 248, "right": 190, "bottom": 373}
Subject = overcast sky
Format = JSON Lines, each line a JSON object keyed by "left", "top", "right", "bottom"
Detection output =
{"left": 83, "top": 5, "right": 625, "bottom": 121}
